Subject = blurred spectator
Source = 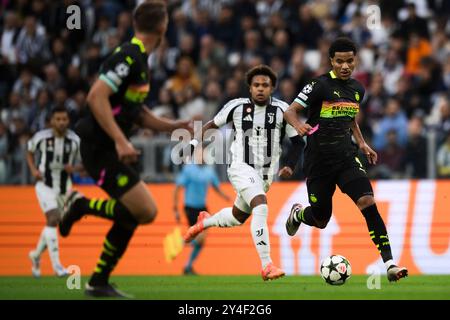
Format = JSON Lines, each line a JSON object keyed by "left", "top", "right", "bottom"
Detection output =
{"left": 2, "top": 92, "right": 30, "bottom": 127}
{"left": 203, "top": 81, "right": 223, "bottom": 122}
{"left": 12, "top": 68, "right": 44, "bottom": 106}
{"left": 405, "top": 32, "right": 432, "bottom": 75}
{"left": 211, "top": 5, "right": 239, "bottom": 49}
{"left": 92, "top": 15, "right": 117, "bottom": 57}
{"left": 15, "top": 15, "right": 50, "bottom": 68}
{"left": 399, "top": 3, "right": 430, "bottom": 40}
{"left": 437, "top": 131, "right": 450, "bottom": 179}
{"left": 275, "top": 78, "right": 296, "bottom": 104}
{"left": 375, "top": 48, "right": 404, "bottom": 96}
{"left": 363, "top": 73, "right": 389, "bottom": 122}
{"left": 116, "top": 11, "right": 133, "bottom": 42}
{"left": 372, "top": 129, "right": 406, "bottom": 179}
{"left": 256, "top": 0, "right": 283, "bottom": 27}
{"left": 28, "top": 88, "right": 51, "bottom": 133}
{"left": 343, "top": 12, "right": 371, "bottom": 47}
{"left": 165, "top": 55, "right": 202, "bottom": 118}
{"left": 197, "top": 34, "right": 227, "bottom": 82}
{"left": 1, "top": 11, "right": 20, "bottom": 65}
{"left": 291, "top": 4, "right": 323, "bottom": 49}
{"left": 373, "top": 97, "right": 409, "bottom": 150}
{"left": 43, "top": 63, "right": 65, "bottom": 92}
{"left": 403, "top": 116, "right": 427, "bottom": 178}
{"left": 65, "top": 64, "right": 89, "bottom": 96}
{"left": 51, "top": 37, "right": 73, "bottom": 76}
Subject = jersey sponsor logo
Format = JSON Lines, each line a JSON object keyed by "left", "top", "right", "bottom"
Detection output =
{"left": 243, "top": 114, "right": 253, "bottom": 121}
{"left": 125, "top": 84, "right": 150, "bottom": 103}
{"left": 320, "top": 101, "right": 359, "bottom": 118}
{"left": 302, "top": 83, "right": 313, "bottom": 94}
{"left": 117, "top": 174, "right": 129, "bottom": 187}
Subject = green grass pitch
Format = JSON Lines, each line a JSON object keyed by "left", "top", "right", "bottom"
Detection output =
{"left": 1, "top": 275, "right": 449, "bottom": 300}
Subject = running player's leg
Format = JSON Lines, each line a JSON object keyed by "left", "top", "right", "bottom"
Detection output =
{"left": 184, "top": 196, "right": 250, "bottom": 242}
{"left": 338, "top": 169, "right": 408, "bottom": 281}
{"left": 43, "top": 209, "right": 67, "bottom": 276}
{"left": 183, "top": 207, "right": 204, "bottom": 275}
{"left": 87, "top": 181, "right": 157, "bottom": 291}
{"left": 60, "top": 142, "right": 152, "bottom": 235}
{"left": 286, "top": 175, "right": 335, "bottom": 236}
{"left": 31, "top": 182, "right": 67, "bottom": 277}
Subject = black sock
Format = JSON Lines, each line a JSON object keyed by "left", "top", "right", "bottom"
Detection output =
{"left": 361, "top": 204, "right": 393, "bottom": 263}
{"left": 88, "top": 222, "right": 136, "bottom": 286}
{"left": 74, "top": 197, "right": 138, "bottom": 229}
{"left": 297, "top": 206, "right": 319, "bottom": 227}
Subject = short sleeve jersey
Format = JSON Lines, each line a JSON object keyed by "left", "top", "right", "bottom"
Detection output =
{"left": 76, "top": 37, "right": 150, "bottom": 147}
{"left": 294, "top": 70, "right": 365, "bottom": 176}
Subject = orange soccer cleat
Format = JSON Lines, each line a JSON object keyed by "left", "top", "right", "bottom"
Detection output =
{"left": 261, "top": 263, "right": 285, "bottom": 281}
{"left": 183, "top": 211, "right": 211, "bottom": 243}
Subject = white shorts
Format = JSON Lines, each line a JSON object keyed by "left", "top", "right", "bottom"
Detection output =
{"left": 35, "top": 182, "right": 65, "bottom": 214}
{"left": 227, "top": 163, "right": 270, "bottom": 213}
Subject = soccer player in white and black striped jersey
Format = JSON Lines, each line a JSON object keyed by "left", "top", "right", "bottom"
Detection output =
{"left": 184, "top": 65, "right": 303, "bottom": 280}
{"left": 26, "top": 106, "right": 81, "bottom": 277}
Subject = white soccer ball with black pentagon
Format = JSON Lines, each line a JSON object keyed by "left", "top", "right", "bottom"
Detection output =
{"left": 320, "top": 254, "right": 351, "bottom": 285}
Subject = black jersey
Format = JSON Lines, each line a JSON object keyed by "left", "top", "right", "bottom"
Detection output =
{"left": 294, "top": 70, "right": 365, "bottom": 177}
{"left": 76, "top": 37, "right": 150, "bottom": 148}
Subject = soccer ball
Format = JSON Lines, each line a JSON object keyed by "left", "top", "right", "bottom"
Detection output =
{"left": 320, "top": 254, "right": 352, "bottom": 285}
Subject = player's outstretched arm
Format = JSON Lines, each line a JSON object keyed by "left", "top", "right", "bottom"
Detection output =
{"left": 284, "top": 102, "right": 312, "bottom": 136}
{"left": 139, "top": 106, "right": 192, "bottom": 133}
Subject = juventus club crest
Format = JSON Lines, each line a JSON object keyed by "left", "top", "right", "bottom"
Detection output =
{"left": 267, "top": 112, "right": 275, "bottom": 124}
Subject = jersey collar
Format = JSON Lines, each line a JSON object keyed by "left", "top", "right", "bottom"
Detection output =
{"left": 329, "top": 70, "right": 337, "bottom": 79}
{"left": 131, "top": 36, "right": 146, "bottom": 54}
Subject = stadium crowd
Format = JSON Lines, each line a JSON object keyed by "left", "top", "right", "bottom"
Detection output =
{"left": 0, "top": 0, "right": 450, "bottom": 184}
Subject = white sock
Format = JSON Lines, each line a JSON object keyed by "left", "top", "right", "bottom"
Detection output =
{"left": 203, "top": 207, "right": 242, "bottom": 228}
{"left": 34, "top": 228, "right": 47, "bottom": 256}
{"left": 44, "top": 226, "right": 63, "bottom": 270}
{"left": 251, "top": 204, "right": 272, "bottom": 268}
{"left": 385, "top": 259, "right": 395, "bottom": 269}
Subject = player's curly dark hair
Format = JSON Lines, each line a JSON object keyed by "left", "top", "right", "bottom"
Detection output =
{"left": 133, "top": 0, "right": 167, "bottom": 33}
{"left": 329, "top": 37, "right": 358, "bottom": 58}
{"left": 245, "top": 64, "right": 278, "bottom": 88}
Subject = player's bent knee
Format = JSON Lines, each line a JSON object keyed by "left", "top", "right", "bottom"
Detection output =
{"left": 356, "top": 195, "right": 375, "bottom": 210}
{"left": 315, "top": 219, "right": 329, "bottom": 229}
{"left": 136, "top": 206, "right": 158, "bottom": 225}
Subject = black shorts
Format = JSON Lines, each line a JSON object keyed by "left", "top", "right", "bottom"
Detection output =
{"left": 306, "top": 165, "right": 373, "bottom": 207}
{"left": 80, "top": 141, "right": 140, "bottom": 199}
{"left": 184, "top": 206, "right": 207, "bottom": 226}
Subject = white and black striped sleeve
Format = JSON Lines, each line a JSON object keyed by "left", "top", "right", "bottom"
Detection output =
{"left": 273, "top": 99, "right": 299, "bottom": 139}
{"left": 213, "top": 98, "right": 249, "bottom": 127}
{"left": 27, "top": 129, "right": 51, "bottom": 152}
{"left": 67, "top": 130, "right": 81, "bottom": 162}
